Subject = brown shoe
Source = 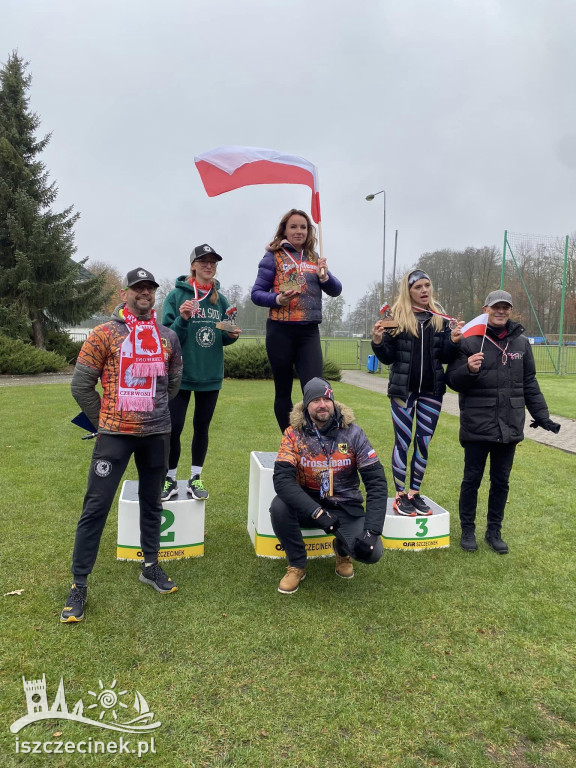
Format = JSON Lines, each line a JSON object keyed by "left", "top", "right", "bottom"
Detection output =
{"left": 278, "top": 566, "right": 306, "bottom": 594}
{"left": 335, "top": 553, "right": 354, "bottom": 579}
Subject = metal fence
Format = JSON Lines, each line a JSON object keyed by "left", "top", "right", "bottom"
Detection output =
{"left": 239, "top": 337, "right": 576, "bottom": 376}
{"left": 68, "top": 329, "right": 576, "bottom": 374}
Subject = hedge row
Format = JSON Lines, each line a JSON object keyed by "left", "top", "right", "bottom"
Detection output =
{"left": 224, "top": 342, "right": 341, "bottom": 381}
{"left": 0, "top": 335, "right": 68, "bottom": 375}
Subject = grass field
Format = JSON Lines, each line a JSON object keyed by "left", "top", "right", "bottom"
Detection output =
{"left": 1, "top": 380, "right": 575, "bottom": 767}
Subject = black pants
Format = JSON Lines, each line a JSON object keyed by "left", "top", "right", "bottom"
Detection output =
{"left": 270, "top": 496, "right": 383, "bottom": 568}
{"left": 71, "top": 433, "right": 169, "bottom": 579}
{"left": 167, "top": 389, "right": 220, "bottom": 470}
{"left": 459, "top": 441, "right": 517, "bottom": 533}
{"left": 265, "top": 320, "right": 323, "bottom": 432}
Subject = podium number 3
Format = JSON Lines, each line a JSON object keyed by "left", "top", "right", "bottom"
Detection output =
{"left": 416, "top": 519, "right": 428, "bottom": 537}
{"left": 160, "top": 510, "right": 175, "bottom": 542}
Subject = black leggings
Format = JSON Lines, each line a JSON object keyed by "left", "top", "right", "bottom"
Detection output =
{"left": 265, "top": 320, "right": 323, "bottom": 432}
{"left": 167, "top": 389, "right": 220, "bottom": 471}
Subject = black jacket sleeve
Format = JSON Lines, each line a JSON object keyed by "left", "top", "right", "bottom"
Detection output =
{"left": 358, "top": 461, "right": 387, "bottom": 534}
{"left": 371, "top": 332, "right": 397, "bottom": 365}
{"left": 273, "top": 461, "right": 321, "bottom": 517}
{"left": 522, "top": 343, "right": 549, "bottom": 421}
{"left": 445, "top": 343, "right": 480, "bottom": 393}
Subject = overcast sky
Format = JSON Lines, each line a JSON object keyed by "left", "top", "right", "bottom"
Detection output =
{"left": 3, "top": 0, "right": 576, "bottom": 311}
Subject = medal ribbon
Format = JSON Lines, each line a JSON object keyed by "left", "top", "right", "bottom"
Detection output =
{"left": 484, "top": 334, "right": 510, "bottom": 365}
{"left": 282, "top": 247, "right": 305, "bottom": 279}
{"left": 411, "top": 305, "right": 457, "bottom": 323}
{"left": 411, "top": 305, "right": 459, "bottom": 329}
{"left": 312, "top": 424, "right": 337, "bottom": 498}
{"left": 191, "top": 280, "right": 212, "bottom": 301}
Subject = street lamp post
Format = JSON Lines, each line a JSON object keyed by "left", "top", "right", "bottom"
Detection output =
{"left": 366, "top": 189, "right": 386, "bottom": 304}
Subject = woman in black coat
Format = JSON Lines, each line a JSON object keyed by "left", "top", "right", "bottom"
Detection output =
{"left": 371, "top": 270, "right": 463, "bottom": 516}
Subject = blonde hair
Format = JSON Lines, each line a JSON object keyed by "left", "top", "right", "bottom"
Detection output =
{"left": 269, "top": 209, "right": 317, "bottom": 259}
{"left": 390, "top": 271, "right": 444, "bottom": 336}
{"left": 189, "top": 265, "right": 218, "bottom": 305}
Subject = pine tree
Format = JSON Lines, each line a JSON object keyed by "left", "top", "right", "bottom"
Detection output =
{"left": 0, "top": 52, "right": 109, "bottom": 347}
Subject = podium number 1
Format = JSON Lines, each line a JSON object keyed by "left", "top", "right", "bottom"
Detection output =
{"left": 160, "top": 510, "right": 175, "bottom": 542}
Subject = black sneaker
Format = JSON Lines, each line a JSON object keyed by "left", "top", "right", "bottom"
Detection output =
{"left": 60, "top": 584, "right": 87, "bottom": 623}
{"left": 460, "top": 530, "right": 478, "bottom": 552}
{"left": 485, "top": 531, "right": 509, "bottom": 554}
{"left": 393, "top": 493, "right": 417, "bottom": 517}
{"left": 139, "top": 563, "right": 178, "bottom": 593}
{"left": 407, "top": 493, "right": 433, "bottom": 516}
{"left": 161, "top": 477, "right": 178, "bottom": 501}
{"left": 187, "top": 474, "right": 209, "bottom": 500}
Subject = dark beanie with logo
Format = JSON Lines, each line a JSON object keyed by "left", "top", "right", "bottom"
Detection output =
{"left": 303, "top": 377, "right": 335, "bottom": 410}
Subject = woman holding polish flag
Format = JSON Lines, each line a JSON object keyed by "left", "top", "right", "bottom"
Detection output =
{"left": 250, "top": 209, "right": 342, "bottom": 431}
{"left": 371, "top": 269, "right": 464, "bottom": 516}
{"left": 194, "top": 145, "right": 342, "bottom": 432}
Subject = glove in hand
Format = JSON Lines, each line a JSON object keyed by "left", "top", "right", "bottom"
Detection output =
{"left": 530, "top": 418, "right": 561, "bottom": 434}
{"left": 354, "top": 530, "right": 380, "bottom": 560}
{"left": 312, "top": 508, "right": 340, "bottom": 533}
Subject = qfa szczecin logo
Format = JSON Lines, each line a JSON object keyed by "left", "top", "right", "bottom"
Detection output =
{"left": 10, "top": 675, "right": 161, "bottom": 734}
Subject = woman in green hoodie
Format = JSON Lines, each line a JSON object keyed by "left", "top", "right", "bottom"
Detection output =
{"left": 160, "top": 244, "right": 240, "bottom": 501}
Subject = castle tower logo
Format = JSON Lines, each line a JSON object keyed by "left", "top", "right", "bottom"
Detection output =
{"left": 11, "top": 675, "right": 161, "bottom": 734}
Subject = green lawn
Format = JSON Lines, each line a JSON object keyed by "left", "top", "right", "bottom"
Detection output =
{"left": 532, "top": 375, "right": 576, "bottom": 419}
{"left": 1, "top": 381, "right": 575, "bottom": 767}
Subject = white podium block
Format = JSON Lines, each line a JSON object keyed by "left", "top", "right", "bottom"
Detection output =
{"left": 247, "top": 451, "right": 335, "bottom": 559}
{"left": 117, "top": 480, "right": 205, "bottom": 561}
{"left": 382, "top": 497, "right": 450, "bottom": 550}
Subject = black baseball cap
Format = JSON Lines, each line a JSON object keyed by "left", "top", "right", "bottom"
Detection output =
{"left": 190, "top": 244, "right": 222, "bottom": 263}
{"left": 124, "top": 268, "right": 159, "bottom": 288}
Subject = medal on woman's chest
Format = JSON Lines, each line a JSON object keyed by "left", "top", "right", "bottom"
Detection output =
{"left": 279, "top": 248, "right": 304, "bottom": 292}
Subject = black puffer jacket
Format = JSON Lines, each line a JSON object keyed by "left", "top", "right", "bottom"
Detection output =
{"left": 445, "top": 320, "right": 549, "bottom": 444}
{"left": 371, "top": 317, "right": 458, "bottom": 398}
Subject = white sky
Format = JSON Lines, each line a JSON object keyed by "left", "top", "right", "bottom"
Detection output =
{"left": 3, "top": 0, "right": 576, "bottom": 308}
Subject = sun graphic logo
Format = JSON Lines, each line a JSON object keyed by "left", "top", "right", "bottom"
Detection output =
{"left": 10, "top": 674, "right": 161, "bottom": 734}
{"left": 87, "top": 680, "right": 129, "bottom": 722}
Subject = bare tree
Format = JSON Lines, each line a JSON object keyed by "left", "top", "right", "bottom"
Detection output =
{"left": 87, "top": 260, "right": 124, "bottom": 315}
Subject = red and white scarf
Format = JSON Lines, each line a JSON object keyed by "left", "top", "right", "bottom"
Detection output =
{"left": 117, "top": 307, "right": 165, "bottom": 412}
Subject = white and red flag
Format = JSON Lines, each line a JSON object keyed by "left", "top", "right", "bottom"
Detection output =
{"left": 461, "top": 313, "right": 489, "bottom": 338}
{"left": 194, "top": 145, "right": 321, "bottom": 223}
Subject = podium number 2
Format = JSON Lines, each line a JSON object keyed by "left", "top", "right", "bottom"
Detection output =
{"left": 160, "top": 510, "right": 175, "bottom": 542}
{"left": 416, "top": 519, "right": 428, "bottom": 537}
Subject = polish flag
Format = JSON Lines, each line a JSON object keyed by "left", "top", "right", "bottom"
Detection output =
{"left": 379, "top": 302, "right": 390, "bottom": 315}
{"left": 461, "top": 313, "right": 489, "bottom": 338}
{"left": 194, "top": 145, "right": 321, "bottom": 223}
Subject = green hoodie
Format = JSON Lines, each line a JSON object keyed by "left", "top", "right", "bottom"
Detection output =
{"left": 162, "top": 276, "right": 238, "bottom": 391}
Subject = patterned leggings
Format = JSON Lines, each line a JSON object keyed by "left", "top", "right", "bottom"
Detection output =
{"left": 390, "top": 393, "right": 442, "bottom": 493}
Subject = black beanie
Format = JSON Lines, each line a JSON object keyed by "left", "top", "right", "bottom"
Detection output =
{"left": 303, "top": 378, "right": 335, "bottom": 409}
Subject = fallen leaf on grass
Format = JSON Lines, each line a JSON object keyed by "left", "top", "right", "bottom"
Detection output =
{"left": 4, "top": 589, "right": 24, "bottom": 596}
{"left": 53, "top": 732, "right": 62, "bottom": 738}
{"left": 260, "top": 729, "right": 268, "bottom": 738}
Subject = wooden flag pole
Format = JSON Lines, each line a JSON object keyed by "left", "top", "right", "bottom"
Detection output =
{"left": 317, "top": 220, "right": 327, "bottom": 279}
